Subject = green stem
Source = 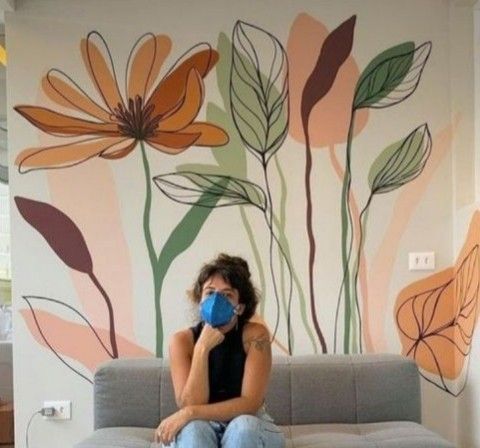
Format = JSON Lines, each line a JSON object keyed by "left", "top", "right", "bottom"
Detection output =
{"left": 272, "top": 211, "right": 318, "bottom": 353}
{"left": 261, "top": 159, "right": 286, "bottom": 351}
{"left": 140, "top": 142, "right": 163, "bottom": 357}
{"left": 240, "top": 206, "right": 267, "bottom": 316}
{"left": 273, "top": 154, "right": 289, "bottom": 349}
{"left": 351, "top": 195, "right": 373, "bottom": 354}
{"left": 339, "top": 110, "right": 356, "bottom": 354}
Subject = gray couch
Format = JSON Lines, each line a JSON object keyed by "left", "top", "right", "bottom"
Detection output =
{"left": 75, "top": 354, "right": 454, "bottom": 447}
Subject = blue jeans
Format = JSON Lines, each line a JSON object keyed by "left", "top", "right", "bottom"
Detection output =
{"left": 164, "top": 413, "right": 285, "bottom": 447}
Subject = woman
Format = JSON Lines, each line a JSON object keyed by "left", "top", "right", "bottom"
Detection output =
{"left": 155, "top": 254, "right": 285, "bottom": 447}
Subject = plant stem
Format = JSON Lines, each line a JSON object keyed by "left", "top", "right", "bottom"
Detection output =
{"left": 350, "top": 195, "right": 373, "bottom": 354}
{"left": 273, "top": 213, "right": 318, "bottom": 353}
{"left": 261, "top": 159, "right": 293, "bottom": 353}
{"left": 240, "top": 206, "right": 267, "bottom": 316}
{"left": 273, "top": 154, "right": 291, "bottom": 350}
{"left": 89, "top": 272, "right": 118, "bottom": 358}
{"left": 338, "top": 110, "right": 357, "bottom": 353}
{"left": 140, "top": 142, "right": 163, "bottom": 357}
{"left": 303, "top": 127, "right": 327, "bottom": 353}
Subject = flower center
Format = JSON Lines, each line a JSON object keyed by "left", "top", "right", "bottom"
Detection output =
{"left": 113, "top": 96, "right": 160, "bottom": 140}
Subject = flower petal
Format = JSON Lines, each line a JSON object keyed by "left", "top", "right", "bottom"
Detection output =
{"left": 127, "top": 33, "right": 172, "bottom": 101}
{"left": 182, "top": 122, "right": 229, "bottom": 146}
{"left": 100, "top": 138, "right": 137, "bottom": 159}
{"left": 148, "top": 131, "right": 201, "bottom": 154}
{"left": 15, "top": 136, "right": 130, "bottom": 172}
{"left": 147, "top": 44, "right": 218, "bottom": 117}
{"left": 81, "top": 31, "right": 124, "bottom": 113}
{"left": 14, "top": 105, "right": 119, "bottom": 136}
{"left": 158, "top": 69, "right": 204, "bottom": 131}
{"left": 43, "top": 69, "right": 111, "bottom": 122}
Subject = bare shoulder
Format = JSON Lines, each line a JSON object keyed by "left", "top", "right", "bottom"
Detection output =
{"left": 243, "top": 322, "right": 271, "bottom": 353}
{"left": 169, "top": 328, "right": 194, "bottom": 355}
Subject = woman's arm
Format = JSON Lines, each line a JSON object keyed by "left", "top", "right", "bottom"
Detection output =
{"left": 169, "top": 325, "right": 224, "bottom": 407}
{"left": 157, "top": 322, "right": 271, "bottom": 445}
{"left": 185, "top": 322, "right": 271, "bottom": 421}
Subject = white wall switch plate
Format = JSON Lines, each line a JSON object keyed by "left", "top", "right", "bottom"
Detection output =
{"left": 408, "top": 252, "right": 435, "bottom": 271}
{"left": 43, "top": 400, "right": 71, "bottom": 420}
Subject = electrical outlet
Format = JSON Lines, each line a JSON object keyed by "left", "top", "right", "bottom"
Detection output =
{"left": 408, "top": 252, "right": 435, "bottom": 271}
{"left": 43, "top": 400, "right": 71, "bottom": 420}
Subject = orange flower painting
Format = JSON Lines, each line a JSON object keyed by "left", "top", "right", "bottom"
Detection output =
{"left": 15, "top": 31, "right": 230, "bottom": 357}
{"left": 15, "top": 31, "right": 228, "bottom": 172}
{"left": 395, "top": 211, "right": 480, "bottom": 395}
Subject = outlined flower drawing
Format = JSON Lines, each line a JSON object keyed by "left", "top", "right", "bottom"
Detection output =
{"left": 15, "top": 31, "right": 228, "bottom": 172}
{"left": 14, "top": 31, "right": 230, "bottom": 356}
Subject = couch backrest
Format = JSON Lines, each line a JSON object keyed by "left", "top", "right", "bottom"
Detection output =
{"left": 93, "top": 354, "right": 421, "bottom": 430}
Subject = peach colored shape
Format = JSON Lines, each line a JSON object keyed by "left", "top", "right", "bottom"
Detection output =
{"left": 47, "top": 160, "right": 135, "bottom": 341}
{"left": 20, "top": 309, "right": 152, "bottom": 373}
{"left": 287, "top": 13, "right": 368, "bottom": 147}
{"left": 369, "top": 120, "right": 456, "bottom": 352}
{"left": 395, "top": 211, "right": 480, "bottom": 379}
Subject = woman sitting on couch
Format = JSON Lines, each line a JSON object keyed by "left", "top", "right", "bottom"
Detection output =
{"left": 155, "top": 253, "right": 285, "bottom": 447}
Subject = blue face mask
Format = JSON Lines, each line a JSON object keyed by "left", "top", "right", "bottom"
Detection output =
{"left": 200, "top": 292, "right": 236, "bottom": 327}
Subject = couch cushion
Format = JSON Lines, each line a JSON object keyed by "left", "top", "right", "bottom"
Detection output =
{"left": 285, "top": 421, "right": 455, "bottom": 448}
{"left": 353, "top": 356, "right": 421, "bottom": 423}
{"left": 94, "top": 359, "right": 163, "bottom": 430}
{"left": 290, "top": 356, "right": 357, "bottom": 424}
{"left": 74, "top": 421, "right": 454, "bottom": 448}
{"left": 74, "top": 427, "right": 156, "bottom": 448}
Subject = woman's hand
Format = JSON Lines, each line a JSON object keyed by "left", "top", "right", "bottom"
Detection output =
{"left": 196, "top": 324, "right": 224, "bottom": 352}
{"left": 155, "top": 408, "right": 192, "bottom": 446}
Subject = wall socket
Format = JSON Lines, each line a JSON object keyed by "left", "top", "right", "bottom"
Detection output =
{"left": 408, "top": 252, "right": 435, "bottom": 271}
{"left": 43, "top": 400, "right": 71, "bottom": 420}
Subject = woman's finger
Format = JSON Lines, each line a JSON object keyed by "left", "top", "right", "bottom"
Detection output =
{"left": 162, "top": 431, "right": 171, "bottom": 445}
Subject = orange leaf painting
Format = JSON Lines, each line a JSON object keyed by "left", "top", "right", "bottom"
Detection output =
{"left": 20, "top": 307, "right": 151, "bottom": 378}
{"left": 395, "top": 211, "right": 480, "bottom": 395}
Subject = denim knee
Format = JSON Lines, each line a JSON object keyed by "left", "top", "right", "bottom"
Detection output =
{"left": 228, "top": 415, "right": 259, "bottom": 435}
{"left": 222, "top": 414, "right": 285, "bottom": 448}
{"left": 222, "top": 415, "right": 261, "bottom": 447}
{"left": 174, "top": 420, "right": 217, "bottom": 448}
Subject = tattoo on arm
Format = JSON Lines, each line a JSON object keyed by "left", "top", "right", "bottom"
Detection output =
{"left": 249, "top": 337, "right": 270, "bottom": 352}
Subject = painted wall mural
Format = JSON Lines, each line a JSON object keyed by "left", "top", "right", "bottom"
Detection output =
{"left": 12, "top": 9, "right": 476, "bottom": 404}
{"left": 15, "top": 31, "right": 229, "bottom": 358}
{"left": 396, "top": 211, "right": 480, "bottom": 396}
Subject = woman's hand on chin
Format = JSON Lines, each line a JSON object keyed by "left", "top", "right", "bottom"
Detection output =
{"left": 196, "top": 323, "right": 225, "bottom": 351}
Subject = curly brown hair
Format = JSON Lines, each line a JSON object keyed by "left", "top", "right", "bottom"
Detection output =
{"left": 190, "top": 253, "right": 259, "bottom": 322}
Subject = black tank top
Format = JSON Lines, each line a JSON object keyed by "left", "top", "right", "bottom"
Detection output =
{"left": 191, "top": 321, "right": 246, "bottom": 403}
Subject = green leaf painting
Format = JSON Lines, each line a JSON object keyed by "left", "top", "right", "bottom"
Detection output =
{"left": 337, "top": 38, "right": 432, "bottom": 354}
{"left": 353, "top": 41, "right": 431, "bottom": 109}
{"left": 230, "top": 21, "right": 289, "bottom": 162}
{"left": 153, "top": 172, "right": 267, "bottom": 210}
{"left": 369, "top": 124, "right": 432, "bottom": 195}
